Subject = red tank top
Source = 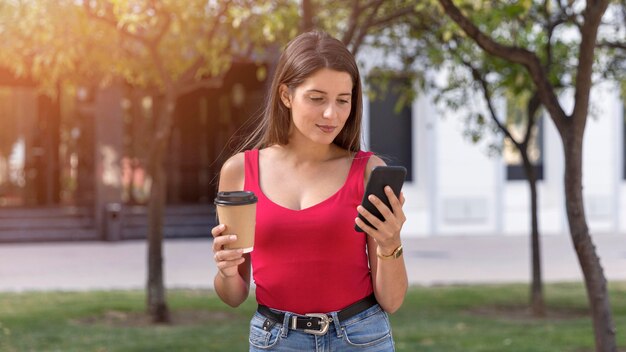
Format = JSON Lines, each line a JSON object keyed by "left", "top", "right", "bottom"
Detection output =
{"left": 244, "top": 149, "right": 374, "bottom": 314}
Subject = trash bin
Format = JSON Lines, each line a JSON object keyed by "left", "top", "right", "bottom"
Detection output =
{"left": 104, "top": 202, "right": 123, "bottom": 241}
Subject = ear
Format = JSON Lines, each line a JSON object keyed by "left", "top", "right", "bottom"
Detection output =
{"left": 279, "top": 84, "right": 292, "bottom": 108}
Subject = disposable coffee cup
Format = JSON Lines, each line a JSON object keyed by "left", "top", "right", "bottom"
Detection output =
{"left": 214, "top": 191, "right": 257, "bottom": 253}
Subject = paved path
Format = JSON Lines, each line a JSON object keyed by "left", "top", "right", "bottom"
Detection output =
{"left": 0, "top": 233, "right": 624, "bottom": 292}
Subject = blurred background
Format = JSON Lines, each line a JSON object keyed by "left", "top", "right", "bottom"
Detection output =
{"left": 0, "top": 1, "right": 625, "bottom": 349}
{"left": 0, "top": 0, "right": 624, "bottom": 243}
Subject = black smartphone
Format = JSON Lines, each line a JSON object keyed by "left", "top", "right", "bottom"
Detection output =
{"left": 355, "top": 165, "right": 407, "bottom": 232}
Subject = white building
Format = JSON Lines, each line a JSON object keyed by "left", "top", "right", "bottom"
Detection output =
{"left": 361, "top": 77, "right": 625, "bottom": 238}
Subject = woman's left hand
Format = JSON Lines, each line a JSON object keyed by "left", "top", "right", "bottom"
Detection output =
{"left": 355, "top": 186, "right": 406, "bottom": 253}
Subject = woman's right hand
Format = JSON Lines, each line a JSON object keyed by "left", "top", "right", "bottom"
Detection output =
{"left": 211, "top": 224, "right": 245, "bottom": 279}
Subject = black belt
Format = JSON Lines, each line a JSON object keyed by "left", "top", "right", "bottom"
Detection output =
{"left": 257, "top": 294, "right": 378, "bottom": 336}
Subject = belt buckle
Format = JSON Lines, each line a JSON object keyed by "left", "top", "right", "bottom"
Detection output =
{"left": 303, "top": 313, "right": 331, "bottom": 335}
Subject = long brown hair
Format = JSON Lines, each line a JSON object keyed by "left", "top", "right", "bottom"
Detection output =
{"left": 238, "top": 30, "right": 363, "bottom": 153}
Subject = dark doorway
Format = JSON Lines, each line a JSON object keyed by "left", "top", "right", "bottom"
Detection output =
{"left": 368, "top": 76, "right": 414, "bottom": 182}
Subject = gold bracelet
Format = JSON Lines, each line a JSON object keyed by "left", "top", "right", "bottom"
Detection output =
{"left": 377, "top": 244, "right": 403, "bottom": 260}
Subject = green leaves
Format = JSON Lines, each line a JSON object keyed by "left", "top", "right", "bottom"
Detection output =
{"left": 0, "top": 0, "right": 299, "bottom": 96}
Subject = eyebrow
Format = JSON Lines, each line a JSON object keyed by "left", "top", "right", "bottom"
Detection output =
{"left": 306, "top": 89, "right": 352, "bottom": 96}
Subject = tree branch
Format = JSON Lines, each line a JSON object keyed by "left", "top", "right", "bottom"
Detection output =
{"left": 148, "top": 45, "right": 174, "bottom": 90}
{"left": 83, "top": 1, "right": 173, "bottom": 89}
{"left": 597, "top": 40, "right": 626, "bottom": 51}
{"left": 350, "top": 3, "right": 414, "bottom": 56}
{"left": 152, "top": 11, "right": 171, "bottom": 47}
{"left": 83, "top": 1, "right": 149, "bottom": 45}
{"left": 349, "top": 0, "right": 384, "bottom": 55}
{"left": 301, "top": 0, "right": 315, "bottom": 32}
{"left": 175, "top": 1, "right": 232, "bottom": 90}
{"left": 437, "top": 0, "right": 568, "bottom": 135}
{"left": 463, "top": 61, "right": 521, "bottom": 150}
{"left": 367, "top": 6, "right": 415, "bottom": 29}
{"left": 176, "top": 76, "right": 224, "bottom": 96}
{"left": 523, "top": 93, "right": 541, "bottom": 147}
{"left": 341, "top": 0, "right": 362, "bottom": 46}
{"left": 571, "top": 0, "right": 610, "bottom": 127}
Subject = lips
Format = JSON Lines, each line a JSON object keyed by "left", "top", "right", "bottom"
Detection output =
{"left": 316, "top": 124, "right": 337, "bottom": 133}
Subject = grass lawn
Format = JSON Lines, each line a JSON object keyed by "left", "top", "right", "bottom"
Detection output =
{"left": 0, "top": 282, "right": 624, "bottom": 351}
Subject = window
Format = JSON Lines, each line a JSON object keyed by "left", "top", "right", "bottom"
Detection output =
{"left": 368, "top": 76, "right": 414, "bottom": 182}
{"left": 504, "top": 123, "right": 544, "bottom": 180}
{"left": 0, "top": 87, "right": 37, "bottom": 206}
{"left": 504, "top": 96, "right": 544, "bottom": 181}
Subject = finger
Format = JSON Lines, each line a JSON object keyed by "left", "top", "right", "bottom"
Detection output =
{"left": 367, "top": 193, "right": 394, "bottom": 221}
{"left": 383, "top": 188, "right": 407, "bottom": 225}
{"left": 216, "top": 257, "right": 246, "bottom": 273}
{"left": 354, "top": 216, "right": 382, "bottom": 241}
{"left": 212, "top": 234, "right": 237, "bottom": 252}
{"left": 357, "top": 205, "right": 385, "bottom": 231}
{"left": 211, "top": 224, "right": 226, "bottom": 237}
{"left": 215, "top": 248, "right": 244, "bottom": 262}
{"left": 217, "top": 257, "right": 245, "bottom": 268}
{"left": 383, "top": 186, "right": 403, "bottom": 215}
{"left": 398, "top": 193, "right": 407, "bottom": 222}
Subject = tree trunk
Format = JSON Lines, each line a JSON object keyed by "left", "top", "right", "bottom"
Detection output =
{"left": 435, "top": 0, "right": 614, "bottom": 347}
{"left": 524, "top": 94, "right": 544, "bottom": 317}
{"left": 522, "top": 154, "right": 544, "bottom": 317}
{"left": 301, "top": 0, "right": 314, "bottom": 32}
{"left": 147, "top": 147, "right": 169, "bottom": 323}
{"left": 35, "top": 92, "right": 62, "bottom": 205}
{"left": 146, "top": 94, "right": 175, "bottom": 324}
{"left": 563, "top": 133, "right": 616, "bottom": 351}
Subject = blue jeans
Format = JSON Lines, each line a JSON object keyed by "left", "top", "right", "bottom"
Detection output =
{"left": 249, "top": 304, "right": 395, "bottom": 351}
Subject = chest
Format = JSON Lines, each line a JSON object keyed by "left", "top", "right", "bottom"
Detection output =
{"left": 258, "top": 158, "right": 353, "bottom": 211}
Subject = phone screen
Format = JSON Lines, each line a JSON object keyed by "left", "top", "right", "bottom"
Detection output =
{"left": 355, "top": 166, "right": 406, "bottom": 232}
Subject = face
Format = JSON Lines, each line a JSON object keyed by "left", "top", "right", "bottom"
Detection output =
{"left": 280, "top": 68, "right": 353, "bottom": 146}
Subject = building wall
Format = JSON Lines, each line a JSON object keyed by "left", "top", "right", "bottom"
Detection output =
{"left": 365, "top": 80, "right": 624, "bottom": 238}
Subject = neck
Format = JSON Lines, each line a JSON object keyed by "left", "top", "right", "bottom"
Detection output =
{"left": 283, "top": 144, "right": 334, "bottom": 163}
{"left": 278, "top": 135, "right": 344, "bottom": 164}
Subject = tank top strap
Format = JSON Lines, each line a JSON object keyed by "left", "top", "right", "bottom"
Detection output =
{"left": 244, "top": 149, "right": 260, "bottom": 192}
{"left": 346, "top": 150, "right": 374, "bottom": 197}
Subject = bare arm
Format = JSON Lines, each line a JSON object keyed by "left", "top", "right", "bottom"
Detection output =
{"left": 356, "top": 156, "right": 408, "bottom": 314}
{"left": 211, "top": 153, "right": 251, "bottom": 307}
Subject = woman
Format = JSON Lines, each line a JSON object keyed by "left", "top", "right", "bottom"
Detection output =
{"left": 211, "top": 30, "right": 408, "bottom": 351}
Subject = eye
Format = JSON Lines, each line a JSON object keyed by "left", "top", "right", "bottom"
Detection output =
{"left": 309, "top": 96, "right": 325, "bottom": 103}
{"left": 338, "top": 99, "right": 350, "bottom": 105}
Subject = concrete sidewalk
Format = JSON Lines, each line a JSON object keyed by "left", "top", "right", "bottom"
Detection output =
{"left": 0, "top": 233, "right": 624, "bottom": 292}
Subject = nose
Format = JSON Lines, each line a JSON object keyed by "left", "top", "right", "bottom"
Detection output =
{"left": 323, "top": 103, "right": 336, "bottom": 119}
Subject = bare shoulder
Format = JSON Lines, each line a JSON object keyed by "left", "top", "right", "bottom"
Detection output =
{"left": 364, "top": 153, "right": 387, "bottom": 182}
{"left": 259, "top": 145, "right": 281, "bottom": 160}
{"left": 219, "top": 152, "right": 245, "bottom": 192}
